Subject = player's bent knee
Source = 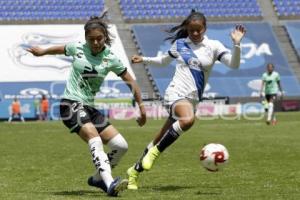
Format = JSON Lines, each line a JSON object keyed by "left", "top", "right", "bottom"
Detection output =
{"left": 118, "top": 138, "right": 128, "bottom": 153}
{"left": 179, "top": 118, "right": 195, "bottom": 131}
{"left": 110, "top": 134, "right": 128, "bottom": 153}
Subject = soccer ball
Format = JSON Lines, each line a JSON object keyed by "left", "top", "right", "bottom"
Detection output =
{"left": 200, "top": 143, "right": 229, "bottom": 172}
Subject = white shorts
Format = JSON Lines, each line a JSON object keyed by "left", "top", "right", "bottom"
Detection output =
{"left": 163, "top": 90, "right": 198, "bottom": 119}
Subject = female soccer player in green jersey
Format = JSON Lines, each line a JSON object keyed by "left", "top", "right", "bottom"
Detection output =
{"left": 27, "top": 13, "right": 146, "bottom": 197}
{"left": 260, "top": 63, "right": 283, "bottom": 125}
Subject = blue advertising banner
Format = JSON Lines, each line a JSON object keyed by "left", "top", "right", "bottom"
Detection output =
{"left": 0, "top": 80, "right": 132, "bottom": 119}
{"left": 132, "top": 22, "right": 300, "bottom": 98}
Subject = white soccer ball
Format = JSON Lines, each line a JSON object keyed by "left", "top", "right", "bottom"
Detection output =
{"left": 200, "top": 143, "right": 229, "bottom": 172}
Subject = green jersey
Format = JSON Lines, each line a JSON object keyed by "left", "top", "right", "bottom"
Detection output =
{"left": 262, "top": 71, "right": 280, "bottom": 94}
{"left": 63, "top": 42, "right": 127, "bottom": 106}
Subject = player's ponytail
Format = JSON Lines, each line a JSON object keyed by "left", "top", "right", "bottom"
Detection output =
{"left": 165, "top": 10, "right": 206, "bottom": 44}
{"left": 84, "top": 9, "right": 113, "bottom": 46}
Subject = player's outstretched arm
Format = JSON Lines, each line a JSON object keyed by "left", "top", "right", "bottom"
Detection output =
{"left": 120, "top": 71, "right": 146, "bottom": 127}
{"left": 260, "top": 81, "right": 265, "bottom": 97}
{"left": 131, "top": 53, "right": 173, "bottom": 67}
{"left": 26, "top": 45, "right": 65, "bottom": 56}
{"left": 220, "top": 25, "right": 246, "bottom": 69}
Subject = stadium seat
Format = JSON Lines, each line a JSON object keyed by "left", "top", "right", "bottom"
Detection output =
{"left": 273, "top": 0, "right": 300, "bottom": 18}
{"left": 119, "top": 0, "right": 262, "bottom": 20}
{"left": 0, "top": 0, "right": 105, "bottom": 21}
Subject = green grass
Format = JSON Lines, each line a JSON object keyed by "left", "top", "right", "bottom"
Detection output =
{"left": 0, "top": 112, "right": 300, "bottom": 200}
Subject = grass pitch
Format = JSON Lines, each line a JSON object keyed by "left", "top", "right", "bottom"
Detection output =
{"left": 0, "top": 112, "right": 299, "bottom": 200}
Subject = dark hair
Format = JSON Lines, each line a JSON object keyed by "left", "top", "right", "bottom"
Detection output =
{"left": 165, "top": 10, "right": 206, "bottom": 44}
{"left": 267, "top": 63, "right": 274, "bottom": 68}
{"left": 84, "top": 10, "right": 113, "bottom": 46}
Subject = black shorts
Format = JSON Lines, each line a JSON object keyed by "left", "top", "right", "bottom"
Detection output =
{"left": 59, "top": 99, "right": 110, "bottom": 134}
{"left": 265, "top": 94, "right": 277, "bottom": 102}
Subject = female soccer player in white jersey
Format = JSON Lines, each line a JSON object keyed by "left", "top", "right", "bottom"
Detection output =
{"left": 27, "top": 13, "right": 146, "bottom": 197}
{"left": 127, "top": 10, "right": 246, "bottom": 190}
{"left": 260, "top": 63, "right": 283, "bottom": 125}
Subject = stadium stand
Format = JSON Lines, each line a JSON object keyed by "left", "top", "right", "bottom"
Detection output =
{"left": 273, "top": 0, "right": 300, "bottom": 18}
{"left": 0, "top": 0, "right": 104, "bottom": 21}
{"left": 119, "top": 0, "right": 262, "bottom": 21}
{"left": 285, "top": 22, "right": 300, "bottom": 59}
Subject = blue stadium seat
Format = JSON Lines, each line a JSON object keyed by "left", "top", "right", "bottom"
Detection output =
{"left": 119, "top": 0, "right": 262, "bottom": 20}
{"left": 273, "top": 0, "right": 300, "bottom": 17}
{"left": 0, "top": 0, "right": 105, "bottom": 21}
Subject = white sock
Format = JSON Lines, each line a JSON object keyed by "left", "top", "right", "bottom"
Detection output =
{"left": 88, "top": 137, "right": 113, "bottom": 188}
{"left": 147, "top": 141, "right": 154, "bottom": 149}
{"left": 172, "top": 120, "right": 184, "bottom": 135}
{"left": 92, "top": 134, "right": 128, "bottom": 181}
{"left": 267, "top": 102, "right": 274, "bottom": 121}
{"left": 107, "top": 134, "right": 128, "bottom": 168}
{"left": 20, "top": 116, "right": 25, "bottom": 122}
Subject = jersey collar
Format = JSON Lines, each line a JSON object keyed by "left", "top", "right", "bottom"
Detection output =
{"left": 84, "top": 43, "right": 109, "bottom": 57}
{"left": 185, "top": 35, "right": 208, "bottom": 46}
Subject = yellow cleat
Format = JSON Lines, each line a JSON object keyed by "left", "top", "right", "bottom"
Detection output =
{"left": 142, "top": 145, "right": 160, "bottom": 170}
{"left": 127, "top": 166, "right": 139, "bottom": 190}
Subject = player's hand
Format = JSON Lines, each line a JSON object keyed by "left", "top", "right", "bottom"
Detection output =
{"left": 136, "top": 105, "right": 146, "bottom": 127}
{"left": 231, "top": 24, "right": 246, "bottom": 45}
{"left": 26, "top": 46, "right": 46, "bottom": 56}
{"left": 131, "top": 55, "right": 143, "bottom": 64}
{"left": 278, "top": 91, "right": 284, "bottom": 99}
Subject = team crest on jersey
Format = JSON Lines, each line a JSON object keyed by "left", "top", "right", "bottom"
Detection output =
{"left": 79, "top": 110, "right": 87, "bottom": 118}
{"left": 102, "top": 58, "right": 109, "bottom": 67}
{"left": 76, "top": 52, "right": 84, "bottom": 58}
{"left": 188, "top": 57, "right": 203, "bottom": 71}
{"left": 180, "top": 47, "right": 191, "bottom": 55}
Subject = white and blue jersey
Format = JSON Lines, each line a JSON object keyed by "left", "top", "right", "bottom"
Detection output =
{"left": 143, "top": 36, "right": 241, "bottom": 106}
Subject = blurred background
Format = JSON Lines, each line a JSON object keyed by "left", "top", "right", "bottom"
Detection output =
{"left": 0, "top": 0, "right": 300, "bottom": 121}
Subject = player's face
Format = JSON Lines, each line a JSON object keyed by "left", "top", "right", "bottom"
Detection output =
{"left": 267, "top": 64, "right": 274, "bottom": 73}
{"left": 187, "top": 19, "right": 206, "bottom": 44}
{"left": 86, "top": 28, "right": 106, "bottom": 55}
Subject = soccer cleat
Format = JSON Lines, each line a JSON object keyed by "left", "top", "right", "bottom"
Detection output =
{"left": 142, "top": 145, "right": 160, "bottom": 170}
{"left": 107, "top": 177, "right": 128, "bottom": 197}
{"left": 127, "top": 166, "right": 139, "bottom": 190}
{"left": 266, "top": 120, "right": 271, "bottom": 125}
{"left": 87, "top": 176, "right": 107, "bottom": 192}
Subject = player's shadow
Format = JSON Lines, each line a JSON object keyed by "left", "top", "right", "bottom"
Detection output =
{"left": 53, "top": 190, "right": 102, "bottom": 196}
{"left": 195, "top": 191, "right": 222, "bottom": 195}
{"left": 149, "top": 185, "right": 196, "bottom": 191}
{"left": 148, "top": 185, "right": 222, "bottom": 195}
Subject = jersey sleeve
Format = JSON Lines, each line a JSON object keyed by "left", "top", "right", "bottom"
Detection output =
{"left": 168, "top": 42, "right": 179, "bottom": 58}
{"left": 276, "top": 72, "right": 280, "bottom": 81}
{"left": 214, "top": 40, "right": 230, "bottom": 61}
{"left": 262, "top": 73, "right": 266, "bottom": 82}
{"left": 110, "top": 55, "right": 127, "bottom": 76}
{"left": 64, "top": 43, "right": 77, "bottom": 56}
